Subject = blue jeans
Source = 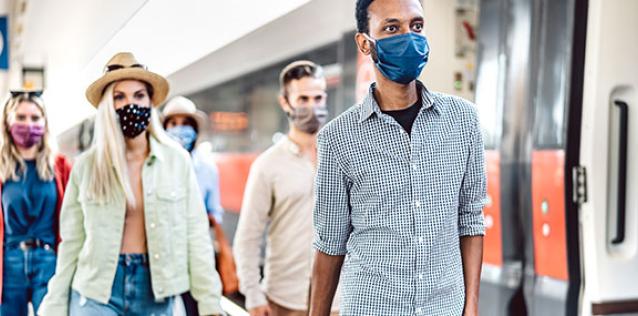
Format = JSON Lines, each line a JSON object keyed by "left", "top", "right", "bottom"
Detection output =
{"left": 0, "top": 246, "right": 57, "bottom": 316}
{"left": 70, "top": 254, "right": 174, "bottom": 316}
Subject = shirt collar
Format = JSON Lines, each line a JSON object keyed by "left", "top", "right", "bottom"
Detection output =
{"left": 358, "top": 80, "right": 438, "bottom": 123}
{"left": 280, "top": 136, "right": 302, "bottom": 157}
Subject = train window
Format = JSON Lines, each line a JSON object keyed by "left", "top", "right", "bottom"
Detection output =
{"left": 531, "top": 0, "right": 572, "bottom": 150}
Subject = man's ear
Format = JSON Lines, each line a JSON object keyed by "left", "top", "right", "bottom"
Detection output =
{"left": 355, "top": 33, "right": 373, "bottom": 56}
{"left": 278, "top": 94, "right": 291, "bottom": 114}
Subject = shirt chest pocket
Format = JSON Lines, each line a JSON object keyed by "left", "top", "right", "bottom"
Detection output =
{"left": 352, "top": 195, "right": 389, "bottom": 229}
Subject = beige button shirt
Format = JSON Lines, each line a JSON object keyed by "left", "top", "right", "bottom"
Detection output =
{"left": 234, "top": 136, "right": 339, "bottom": 312}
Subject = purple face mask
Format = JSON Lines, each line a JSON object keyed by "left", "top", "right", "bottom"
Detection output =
{"left": 9, "top": 124, "right": 45, "bottom": 148}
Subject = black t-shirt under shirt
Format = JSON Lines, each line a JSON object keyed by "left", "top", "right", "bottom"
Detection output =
{"left": 382, "top": 99, "right": 421, "bottom": 136}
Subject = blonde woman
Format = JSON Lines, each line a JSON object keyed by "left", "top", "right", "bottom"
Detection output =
{"left": 38, "top": 52, "right": 223, "bottom": 316}
{"left": 0, "top": 91, "right": 71, "bottom": 316}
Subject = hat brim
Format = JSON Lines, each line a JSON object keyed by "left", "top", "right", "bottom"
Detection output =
{"left": 86, "top": 68, "right": 169, "bottom": 107}
{"left": 162, "top": 110, "right": 208, "bottom": 131}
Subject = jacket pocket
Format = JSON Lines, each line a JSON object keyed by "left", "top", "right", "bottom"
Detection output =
{"left": 156, "top": 186, "right": 187, "bottom": 219}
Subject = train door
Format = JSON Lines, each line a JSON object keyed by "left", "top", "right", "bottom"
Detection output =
{"left": 577, "top": 0, "right": 638, "bottom": 314}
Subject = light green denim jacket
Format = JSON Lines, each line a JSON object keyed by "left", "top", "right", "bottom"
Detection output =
{"left": 38, "top": 137, "right": 223, "bottom": 316}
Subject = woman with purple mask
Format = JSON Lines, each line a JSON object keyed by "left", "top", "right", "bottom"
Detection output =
{"left": 0, "top": 91, "right": 72, "bottom": 316}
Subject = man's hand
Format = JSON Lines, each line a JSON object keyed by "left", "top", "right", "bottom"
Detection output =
{"left": 249, "top": 304, "right": 272, "bottom": 316}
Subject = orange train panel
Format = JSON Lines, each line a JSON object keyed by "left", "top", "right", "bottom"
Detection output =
{"left": 483, "top": 150, "right": 503, "bottom": 266}
{"left": 531, "top": 150, "right": 568, "bottom": 281}
{"left": 214, "top": 153, "right": 259, "bottom": 214}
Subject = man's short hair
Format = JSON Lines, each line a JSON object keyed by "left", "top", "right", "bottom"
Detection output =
{"left": 356, "top": 0, "right": 375, "bottom": 34}
{"left": 279, "top": 60, "right": 324, "bottom": 97}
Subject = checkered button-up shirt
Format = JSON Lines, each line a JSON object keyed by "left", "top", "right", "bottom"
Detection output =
{"left": 313, "top": 82, "right": 486, "bottom": 316}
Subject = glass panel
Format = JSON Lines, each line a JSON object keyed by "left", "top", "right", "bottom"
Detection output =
{"left": 532, "top": 0, "right": 572, "bottom": 149}
{"left": 474, "top": 0, "right": 504, "bottom": 150}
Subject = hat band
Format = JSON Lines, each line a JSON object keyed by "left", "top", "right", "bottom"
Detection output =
{"left": 104, "top": 63, "right": 147, "bottom": 73}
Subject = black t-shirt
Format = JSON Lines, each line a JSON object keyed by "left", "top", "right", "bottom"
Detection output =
{"left": 382, "top": 99, "right": 421, "bottom": 136}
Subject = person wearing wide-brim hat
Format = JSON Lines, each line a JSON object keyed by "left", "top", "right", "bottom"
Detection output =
{"left": 39, "top": 52, "right": 224, "bottom": 316}
{"left": 162, "top": 96, "right": 239, "bottom": 315}
{"left": 161, "top": 96, "right": 208, "bottom": 151}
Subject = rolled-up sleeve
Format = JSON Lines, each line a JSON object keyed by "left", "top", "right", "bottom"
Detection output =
{"left": 458, "top": 110, "right": 487, "bottom": 237}
{"left": 313, "top": 130, "right": 352, "bottom": 256}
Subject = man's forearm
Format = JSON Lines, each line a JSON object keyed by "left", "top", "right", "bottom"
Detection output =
{"left": 460, "top": 235, "right": 483, "bottom": 314}
{"left": 309, "top": 251, "right": 344, "bottom": 316}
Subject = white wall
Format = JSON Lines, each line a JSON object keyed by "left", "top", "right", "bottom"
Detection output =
{"left": 422, "top": 0, "right": 477, "bottom": 101}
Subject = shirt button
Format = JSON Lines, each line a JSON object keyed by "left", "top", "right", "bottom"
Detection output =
{"left": 158, "top": 288, "right": 164, "bottom": 294}
{"left": 146, "top": 189, "right": 153, "bottom": 195}
{"left": 418, "top": 237, "right": 424, "bottom": 243}
{"left": 416, "top": 307, "right": 422, "bottom": 314}
{"left": 412, "top": 164, "right": 418, "bottom": 171}
{"left": 150, "top": 223, "right": 156, "bottom": 229}
{"left": 171, "top": 191, "right": 176, "bottom": 198}
{"left": 154, "top": 254, "right": 160, "bottom": 260}
{"left": 418, "top": 274, "right": 423, "bottom": 279}
{"left": 415, "top": 201, "right": 421, "bottom": 207}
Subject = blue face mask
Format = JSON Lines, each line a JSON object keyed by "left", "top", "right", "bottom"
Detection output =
{"left": 166, "top": 125, "right": 197, "bottom": 152}
{"left": 368, "top": 32, "right": 430, "bottom": 84}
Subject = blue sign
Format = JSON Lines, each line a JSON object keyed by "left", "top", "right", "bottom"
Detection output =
{"left": 0, "top": 16, "right": 8, "bottom": 70}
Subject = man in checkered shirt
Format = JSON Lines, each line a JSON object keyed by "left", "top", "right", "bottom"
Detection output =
{"left": 309, "top": 0, "right": 486, "bottom": 315}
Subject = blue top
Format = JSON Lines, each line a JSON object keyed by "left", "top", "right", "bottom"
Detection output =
{"left": 192, "top": 150, "right": 224, "bottom": 223}
{"left": 2, "top": 160, "right": 58, "bottom": 247}
{"left": 313, "top": 82, "right": 487, "bottom": 315}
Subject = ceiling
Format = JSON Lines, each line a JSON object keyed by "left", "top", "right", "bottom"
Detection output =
{"left": 16, "top": 0, "right": 310, "bottom": 136}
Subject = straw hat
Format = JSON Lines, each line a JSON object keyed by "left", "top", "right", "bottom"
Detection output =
{"left": 161, "top": 96, "right": 208, "bottom": 131}
{"left": 85, "top": 52, "right": 169, "bottom": 107}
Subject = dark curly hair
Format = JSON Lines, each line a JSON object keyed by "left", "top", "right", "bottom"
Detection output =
{"left": 356, "top": 0, "right": 375, "bottom": 34}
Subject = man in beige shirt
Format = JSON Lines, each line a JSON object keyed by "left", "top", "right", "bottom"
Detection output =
{"left": 234, "top": 61, "right": 338, "bottom": 316}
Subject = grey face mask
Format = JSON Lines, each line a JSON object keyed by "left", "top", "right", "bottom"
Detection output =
{"left": 287, "top": 105, "right": 328, "bottom": 134}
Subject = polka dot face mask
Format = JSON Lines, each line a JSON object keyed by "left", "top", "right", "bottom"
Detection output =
{"left": 115, "top": 104, "right": 152, "bottom": 138}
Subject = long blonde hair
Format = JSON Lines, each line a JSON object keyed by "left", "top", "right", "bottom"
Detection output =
{"left": 86, "top": 82, "right": 170, "bottom": 206}
{"left": 0, "top": 94, "right": 55, "bottom": 183}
